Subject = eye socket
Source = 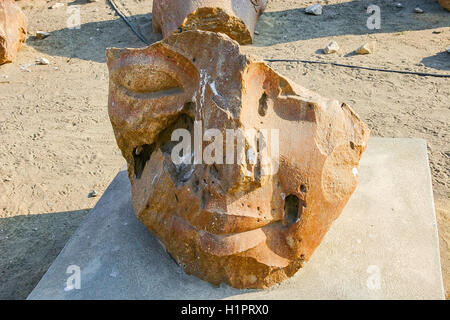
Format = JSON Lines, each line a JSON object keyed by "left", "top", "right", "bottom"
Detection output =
{"left": 116, "top": 66, "right": 183, "bottom": 96}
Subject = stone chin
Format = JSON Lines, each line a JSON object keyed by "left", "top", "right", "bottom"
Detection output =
{"left": 106, "top": 30, "right": 370, "bottom": 289}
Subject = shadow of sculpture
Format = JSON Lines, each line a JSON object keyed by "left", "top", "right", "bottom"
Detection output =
{"left": 0, "top": 209, "right": 90, "bottom": 299}
{"left": 27, "top": 13, "right": 159, "bottom": 63}
{"left": 253, "top": 0, "right": 450, "bottom": 46}
{"left": 421, "top": 51, "right": 450, "bottom": 70}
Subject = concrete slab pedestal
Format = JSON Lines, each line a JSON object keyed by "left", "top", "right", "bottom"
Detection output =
{"left": 27, "top": 138, "right": 445, "bottom": 300}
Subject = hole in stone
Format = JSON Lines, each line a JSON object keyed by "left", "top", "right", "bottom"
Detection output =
{"left": 284, "top": 194, "right": 301, "bottom": 224}
{"left": 350, "top": 141, "right": 355, "bottom": 149}
{"left": 300, "top": 184, "right": 307, "bottom": 193}
{"left": 133, "top": 143, "right": 156, "bottom": 179}
{"left": 192, "top": 178, "right": 200, "bottom": 193}
{"left": 184, "top": 101, "right": 195, "bottom": 111}
{"left": 159, "top": 114, "right": 195, "bottom": 185}
{"left": 209, "top": 164, "right": 219, "bottom": 179}
{"left": 258, "top": 92, "right": 268, "bottom": 116}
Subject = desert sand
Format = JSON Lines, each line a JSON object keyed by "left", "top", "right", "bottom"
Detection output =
{"left": 0, "top": 0, "right": 448, "bottom": 299}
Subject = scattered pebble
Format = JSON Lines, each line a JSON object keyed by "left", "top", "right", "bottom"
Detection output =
{"left": 324, "top": 41, "right": 339, "bottom": 54}
{"left": 254, "top": 30, "right": 259, "bottom": 35}
{"left": 36, "top": 57, "right": 50, "bottom": 65}
{"left": 447, "top": 47, "right": 450, "bottom": 54}
{"left": 414, "top": 7, "right": 424, "bottom": 14}
{"left": 36, "top": 31, "right": 50, "bottom": 40}
{"left": 49, "top": 2, "right": 64, "bottom": 9}
{"left": 356, "top": 42, "right": 375, "bottom": 55}
{"left": 305, "top": 4, "right": 323, "bottom": 15}
{"left": 20, "top": 64, "right": 33, "bottom": 72}
{"left": 88, "top": 190, "right": 98, "bottom": 198}
{"left": 395, "top": 3, "right": 403, "bottom": 8}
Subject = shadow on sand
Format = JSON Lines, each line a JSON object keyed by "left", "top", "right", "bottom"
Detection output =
{"left": 27, "top": 12, "right": 160, "bottom": 64}
{"left": 28, "top": 1, "right": 450, "bottom": 62}
{"left": 253, "top": 0, "right": 450, "bottom": 46}
{"left": 0, "top": 209, "right": 90, "bottom": 299}
{"left": 421, "top": 51, "right": 450, "bottom": 70}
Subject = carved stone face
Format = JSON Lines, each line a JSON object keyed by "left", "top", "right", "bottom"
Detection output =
{"left": 106, "top": 30, "right": 370, "bottom": 289}
{"left": 152, "top": 0, "right": 268, "bottom": 44}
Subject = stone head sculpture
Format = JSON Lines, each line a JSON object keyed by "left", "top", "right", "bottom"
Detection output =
{"left": 152, "top": 0, "right": 268, "bottom": 44}
{"left": 106, "top": 30, "right": 370, "bottom": 289}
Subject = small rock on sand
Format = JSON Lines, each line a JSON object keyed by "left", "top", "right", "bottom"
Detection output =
{"left": 414, "top": 7, "right": 424, "bottom": 13}
{"left": 324, "top": 41, "right": 339, "bottom": 54}
{"left": 36, "top": 31, "right": 50, "bottom": 40}
{"left": 88, "top": 190, "right": 98, "bottom": 198}
{"left": 395, "top": 3, "right": 403, "bottom": 8}
{"left": 305, "top": 4, "right": 323, "bottom": 15}
{"left": 49, "top": 3, "right": 64, "bottom": 9}
{"left": 36, "top": 57, "right": 50, "bottom": 65}
{"left": 356, "top": 42, "right": 375, "bottom": 55}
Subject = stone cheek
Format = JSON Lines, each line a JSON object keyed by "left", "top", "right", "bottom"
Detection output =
{"left": 0, "top": 0, "right": 28, "bottom": 64}
{"left": 106, "top": 30, "right": 370, "bottom": 289}
{"left": 152, "top": 0, "right": 268, "bottom": 44}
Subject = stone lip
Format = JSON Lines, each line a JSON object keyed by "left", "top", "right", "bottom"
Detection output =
{"left": 152, "top": 0, "right": 268, "bottom": 44}
{"left": 0, "top": 0, "right": 28, "bottom": 64}
{"left": 27, "top": 138, "right": 445, "bottom": 300}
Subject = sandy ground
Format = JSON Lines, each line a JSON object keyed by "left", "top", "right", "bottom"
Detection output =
{"left": 0, "top": 0, "right": 448, "bottom": 299}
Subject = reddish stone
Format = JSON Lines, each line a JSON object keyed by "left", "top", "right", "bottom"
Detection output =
{"left": 152, "top": 0, "right": 268, "bottom": 44}
{"left": 438, "top": 0, "right": 450, "bottom": 11}
{"left": 106, "top": 30, "right": 370, "bottom": 289}
{"left": 0, "top": 0, "right": 27, "bottom": 64}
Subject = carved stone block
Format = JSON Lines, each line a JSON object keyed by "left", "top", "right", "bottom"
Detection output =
{"left": 106, "top": 30, "right": 370, "bottom": 289}
{"left": 152, "top": 0, "right": 268, "bottom": 44}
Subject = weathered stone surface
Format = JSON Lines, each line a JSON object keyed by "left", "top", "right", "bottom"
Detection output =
{"left": 438, "top": 0, "right": 450, "bottom": 11}
{"left": 0, "top": 0, "right": 27, "bottom": 64}
{"left": 152, "top": 0, "right": 268, "bottom": 45}
{"left": 106, "top": 30, "right": 370, "bottom": 289}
